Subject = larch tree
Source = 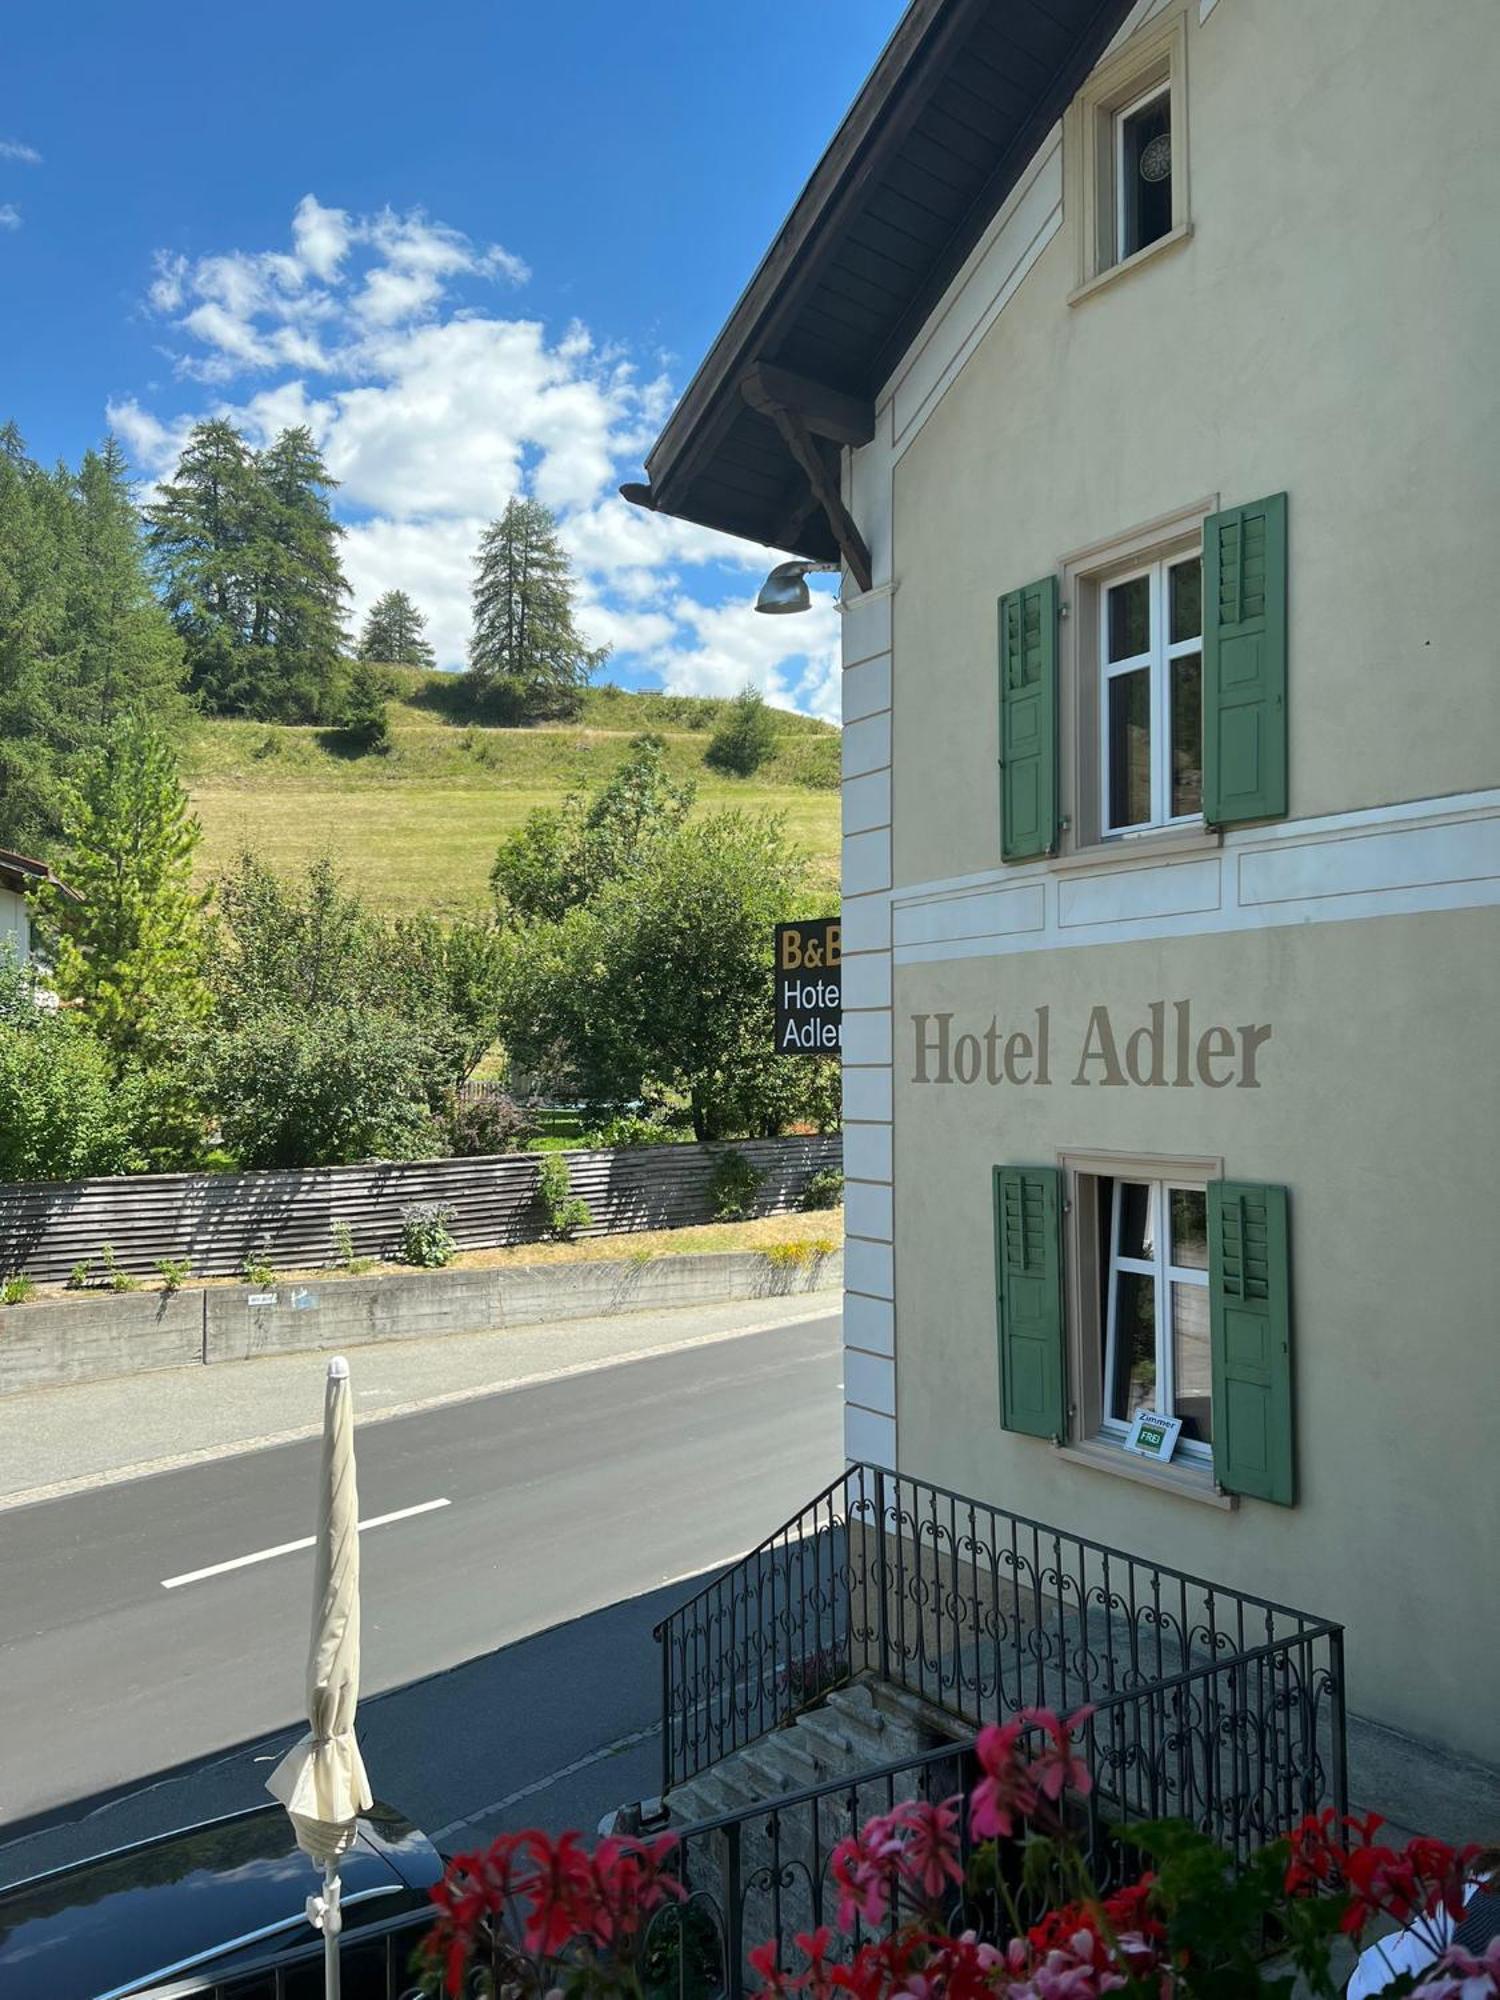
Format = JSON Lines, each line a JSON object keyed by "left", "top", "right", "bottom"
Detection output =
{"left": 147, "top": 420, "right": 349, "bottom": 721}
{"left": 359, "top": 588, "right": 435, "bottom": 667}
{"left": 0, "top": 426, "right": 184, "bottom": 853}
{"left": 43, "top": 714, "right": 209, "bottom": 1065}
{"left": 468, "top": 496, "right": 606, "bottom": 719}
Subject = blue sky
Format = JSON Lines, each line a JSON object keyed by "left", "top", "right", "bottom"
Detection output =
{"left": 1, "top": 1, "right": 891, "bottom": 713}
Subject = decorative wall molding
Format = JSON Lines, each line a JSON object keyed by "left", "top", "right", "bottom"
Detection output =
{"left": 891, "top": 792, "right": 1500, "bottom": 966}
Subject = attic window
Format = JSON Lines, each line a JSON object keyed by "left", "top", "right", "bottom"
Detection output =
{"left": 1116, "top": 85, "right": 1172, "bottom": 260}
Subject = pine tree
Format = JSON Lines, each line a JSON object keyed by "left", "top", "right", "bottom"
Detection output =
{"left": 145, "top": 419, "right": 260, "bottom": 713}
{"left": 469, "top": 496, "right": 606, "bottom": 718}
{"left": 43, "top": 714, "right": 209, "bottom": 1063}
{"left": 359, "top": 588, "right": 435, "bottom": 667}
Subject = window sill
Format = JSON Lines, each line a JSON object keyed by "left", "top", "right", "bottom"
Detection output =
{"left": 1068, "top": 222, "right": 1193, "bottom": 308}
{"left": 1054, "top": 1436, "right": 1238, "bottom": 1510}
{"left": 1050, "top": 824, "right": 1223, "bottom": 874}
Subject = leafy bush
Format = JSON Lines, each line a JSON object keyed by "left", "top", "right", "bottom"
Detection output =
{"left": 203, "top": 1003, "right": 442, "bottom": 1170}
{"left": 155, "top": 1258, "right": 192, "bottom": 1292}
{"left": 799, "top": 1166, "right": 844, "bottom": 1211}
{"left": 709, "top": 1148, "right": 764, "bottom": 1221}
{"left": 67, "top": 1259, "right": 92, "bottom": 1291}
{"left": 447, "top": 1091, "right": 535, "bottom": 1157}
{"left": 1, "top": 1273, "right": 36, "bottom": 1305}
{"left": 536, "top": 1155, "right": 592, "bottom": 1241}
{"left": 399, "top": 1202, "right": 457, "bottom": 1268}
{"left": 582, "top": 1112, "right": 679, "bottom": 1150}
{"left": 705, "top": 685, "right": 778, "bottom": 776}
{"left": 0, "top": 985, "right": 145, "bottom": 1182}
{"left": 241, "top": 1251, "right": 275, "bottom": 1287}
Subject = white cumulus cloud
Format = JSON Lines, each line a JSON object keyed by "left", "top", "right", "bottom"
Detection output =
{"left": 119, "top": 196, "right": 844, "bottom": 716}
{"left": 0, "top": 203, "right": 20, "bottom": 231}
{"left": 0, "top": 139, "right": 40, "bottom": 165}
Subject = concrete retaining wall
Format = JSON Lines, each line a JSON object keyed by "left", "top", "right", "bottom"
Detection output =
{"left": 0, "top": 1248, "right": 843, "bottom": 1394}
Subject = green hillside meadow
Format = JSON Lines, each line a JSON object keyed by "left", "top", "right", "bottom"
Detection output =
{"left": 183, "top": 671, "right": 842, "bottom": 917}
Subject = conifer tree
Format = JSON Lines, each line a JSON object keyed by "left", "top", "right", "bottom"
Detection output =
{"left": 43, "top": 714, "right": 209, "bottom": 1064}
{"left": 0, "top": 426, "right": 184, "bottom": 852}
{"left": 147, "top": 420, "right": 349, "bottom": 720}
{"left": 469, "top": 496, "right": 605, "bottom": 718}
{"left": 359, "top": 588, "right": 435, "bottom": 667}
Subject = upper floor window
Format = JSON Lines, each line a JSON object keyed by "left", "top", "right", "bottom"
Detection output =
{"left": 1115, "top": 83, "right": 1173, "bottom": 261}
{"left": 1071, "top": 9, "right": 1189, "bottom": 303}
{"left": 1103, "top": 552, "right": 1202, "bottom": 834}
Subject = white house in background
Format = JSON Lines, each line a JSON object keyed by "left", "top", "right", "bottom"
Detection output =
{"left": 0, "top": 849, "right": 78, "bottom": 972}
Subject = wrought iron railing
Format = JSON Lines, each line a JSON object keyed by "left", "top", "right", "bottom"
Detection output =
{"left": 655, "top": 1463, "right": 1346, "bottom": 1802}
{"left": 645, "top": 1629, "right": 1347, "bottom": 2000}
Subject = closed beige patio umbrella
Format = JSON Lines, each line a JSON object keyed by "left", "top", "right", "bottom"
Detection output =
{"left": 268, "top": 1354, "right": 374, "bottom": 2000}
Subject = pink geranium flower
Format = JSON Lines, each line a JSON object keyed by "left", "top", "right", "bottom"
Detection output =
{"left": 970, "top": 1719, "right": 1039, "bottom": 1840}
{"left": 1019, "top": 1706, "right": 1095, "bottom": 1802}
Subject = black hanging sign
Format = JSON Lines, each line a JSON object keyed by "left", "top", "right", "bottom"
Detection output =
{"left": 775, "top": 918, "right": 841, "bottom": 1055}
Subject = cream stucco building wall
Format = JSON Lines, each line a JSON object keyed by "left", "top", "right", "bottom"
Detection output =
{"left": 838, "top": 0, "right": 1500, "bottom": 1764}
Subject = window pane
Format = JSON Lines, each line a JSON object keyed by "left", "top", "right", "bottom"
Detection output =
{"left": 1107, "top": 574, "right": 1150, "bottom": 661}
{"left": 1110, "top": 1272, "right": 1157, "bottom": 1421}
{"left": 1169, "top": 1189, "right": 1208, "bottom": 1270}
{"left": 1170, "top": 652, "right": 1202, "bottom": 818}
{"left": 1121, "top": 92, "right": 1172, "bottom": 258}
{"left": 1169, "top": 558, "right": 1201, "bottom": 643}
{"left": 1172, "top": 1282, "right": 1213, "bottom": 1442}
{"left": 1116, "top": 1181, "right": 1155, "bottom": 1260}
{"left": 1107, "top": 668, "right": 1152, "bottom": 828}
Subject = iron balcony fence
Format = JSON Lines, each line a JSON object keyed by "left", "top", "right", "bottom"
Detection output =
{"left": 655, "top": 1462, "right": 1346, "bottom": 1806}
{"left": 644, "top": 1638, "right": 1346, "bottom": 2000}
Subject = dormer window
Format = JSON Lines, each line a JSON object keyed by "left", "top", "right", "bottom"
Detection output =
{"left": 1071, "top": 11, "right": 1189, "bottom": 303}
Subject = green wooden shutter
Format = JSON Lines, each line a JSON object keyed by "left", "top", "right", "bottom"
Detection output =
{"left": 993, "top": 1165, "right": 1065, "bottom": 1440}
{"left": 1203, "top": 493, "right": 1288, "bottom": 825}
{"left": 998, "top": 576, "right": 1059, "bottom": 860}
{"left": 1208, "top": 1181, "right": 1294, "bottom": 1504}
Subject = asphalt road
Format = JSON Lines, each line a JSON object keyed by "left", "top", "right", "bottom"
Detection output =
{"left": 0, "top": 1308, "right": 842, "bottom": 1881}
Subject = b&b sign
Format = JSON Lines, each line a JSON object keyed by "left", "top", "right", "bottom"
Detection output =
{"left": 775, "top": 918, "right": 841, "bottom": 1056}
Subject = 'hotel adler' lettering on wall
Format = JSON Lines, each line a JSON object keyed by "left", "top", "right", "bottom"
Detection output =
{"left": 911, "top": 1004, "right": 1273, "bottom": 1089}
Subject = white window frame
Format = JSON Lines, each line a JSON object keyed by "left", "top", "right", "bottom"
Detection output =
{"left": 1101, "top": 1178, "right": 1212, "bottom": 1466}
{"left": 1113, "top": 81, "right": 1172, "bottom": 265}
{"left": 1099, "top": 551, "right": 1203, "bottom": 837}
{"left": 1068, "top": 7, "right": 1190, "bottom": 306}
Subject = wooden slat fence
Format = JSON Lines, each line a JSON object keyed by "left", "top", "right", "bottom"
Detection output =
{"left": 0, "top": 1134, "right": 843, "bottom": 1284}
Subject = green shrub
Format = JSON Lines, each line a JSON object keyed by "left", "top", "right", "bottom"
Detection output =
{"left": 447, "top": 1091, "right": 535, "bottom": 1157}
{"left": 1, "top": 1273, "right": 37, "bottom": 1305}
{"left": 155, "top": 1258, "right": 192, "bottom": 1293}
{"left": 242, "top": 1251, "right": 276, "bottom": 1287}
{"left": 582, "top": 1112, "right": 679, "bottom": 1150}
{"left": 67, "top": 1258, "right": 92, "bottom": 1291}
{"left": 808, "top": 1235, "right": 838, "bottom": 1258}
{"left": 536, "top": 1154, "right": 592, "bottom": 1241}
{"left": 100, "top": 1243, "right": 141, "bottom": 1292}
{"left": 709, "top": 1148, "right": 764, "bottom": 1222}
{"left": 399, "top": 1202, "right": 457, "bottom": 1268}
{"left": 799, "top": 1167, "right": 844, "bottom": 1212}
{"left": 705, "top": 685, "right": 778, "bottom": 777}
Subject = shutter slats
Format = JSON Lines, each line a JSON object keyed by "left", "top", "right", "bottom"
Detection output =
{"left": 998, "top": 575, "right": 1060, "bottom": 861}
{"left": 1209, "top": 1180, "right": 1294, "bottom": 1505}
{"left": 993, "top": 1164, "right": 1065, "bottom": 1440}
{"left": 1203, "top": 492, "right": 1288, "bottom": 826}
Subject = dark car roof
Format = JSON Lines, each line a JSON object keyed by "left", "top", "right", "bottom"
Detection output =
{"left": 0, "top": 1802, "right": 442, "bottom": 2000}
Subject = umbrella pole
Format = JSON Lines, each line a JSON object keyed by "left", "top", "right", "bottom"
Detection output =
{"left": 323, "top": 1860, "right": 342, "bottom": 2000}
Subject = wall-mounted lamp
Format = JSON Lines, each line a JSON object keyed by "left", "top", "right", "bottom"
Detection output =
{"left": 753, "top": 558, "right": 841, "bottom": 615}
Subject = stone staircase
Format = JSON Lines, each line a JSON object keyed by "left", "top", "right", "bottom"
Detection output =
{"left": 664, "top": 1680, "right": 931, "bottom": 1829}
{"left": 657, "top": 1680, "right": 966, "bottom": 1955}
